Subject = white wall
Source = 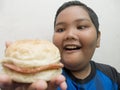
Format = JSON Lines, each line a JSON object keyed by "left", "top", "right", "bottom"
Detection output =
{"left": 0, "top": 0, "right": 120, "bottom": 72}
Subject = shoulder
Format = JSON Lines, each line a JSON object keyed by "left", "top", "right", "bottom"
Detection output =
{"left": 93, "top": 61, "right": 120, "bottom": 77}
{"left": 92, "top": 61, "right": 120, "bottom": 87}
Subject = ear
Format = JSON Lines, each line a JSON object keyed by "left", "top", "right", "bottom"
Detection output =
{"left": 96, "top": 31, "right": 101, "bottom": 48}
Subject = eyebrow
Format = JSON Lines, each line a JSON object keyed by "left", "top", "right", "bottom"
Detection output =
{"left": 75, "top": 18, "right": 91, "bottom": 23}
{"left": 55, "top": 18, "right": 91, "bottom": 26}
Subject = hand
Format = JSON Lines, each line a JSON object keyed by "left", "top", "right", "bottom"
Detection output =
{"left": 28, "top": 75, "right": 67, "bottom": 90}
{"left": 0, "top": 74, "right": 67, "bottom": 90}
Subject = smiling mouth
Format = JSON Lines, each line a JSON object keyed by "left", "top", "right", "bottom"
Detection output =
{"left": 64, "top": 45, "right": 81, "bottom": 50}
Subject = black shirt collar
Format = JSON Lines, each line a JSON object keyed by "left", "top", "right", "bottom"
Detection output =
{"left": 64, "top": 61, "right": 96, "bottom": 84}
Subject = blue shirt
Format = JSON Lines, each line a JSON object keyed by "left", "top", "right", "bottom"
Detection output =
{"left": 57, "top": 61, "right": 120, "bottom": 90}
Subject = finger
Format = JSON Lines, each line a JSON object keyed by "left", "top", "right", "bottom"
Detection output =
{"left": 28, "top": 80, "right": 48, "bottom": 90}
{"left": 12, "top": 82, "right": 30, "bottom": 90}
{"left": 59, "top": 81, "right": 67, "bottom": 90}
{"left": 5, "top": 41, "right": 12, "bottom": 48}
{"left": 0, "top": 74, "right": 12, "bottom": 85}
{"left": 0, "top": 74, "right": 12, "bottom": 87}
{"left": 48, "top": 75, "right": 67, "bottom": 90}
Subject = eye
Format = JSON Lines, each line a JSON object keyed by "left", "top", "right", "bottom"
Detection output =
{"left": 55, "top": 28, "right": 65, "bottom": 33}
{"left": 77, "top": 25, "right": 87, "bottom": 30}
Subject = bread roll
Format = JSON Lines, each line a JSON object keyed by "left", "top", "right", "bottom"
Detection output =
{"left": 1, "top": 39, "right": 63, "bottom": 83}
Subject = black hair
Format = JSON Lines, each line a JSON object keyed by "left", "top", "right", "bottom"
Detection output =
{"left": 54, "top": 0, "right": 99, "bottom": 34}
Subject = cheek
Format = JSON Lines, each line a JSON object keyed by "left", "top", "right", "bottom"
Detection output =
{"left": 53, "top": 34, "right": 62, "bottom": 50}
{"left": 79, "top": 30, "right": 98, "bottom": 60}
{"left": 81, "top": 30, "right": 97, "bottom": 48}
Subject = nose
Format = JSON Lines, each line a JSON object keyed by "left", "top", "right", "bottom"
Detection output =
{"left": 64, "top": 29, "right": 78, "bottom": 40}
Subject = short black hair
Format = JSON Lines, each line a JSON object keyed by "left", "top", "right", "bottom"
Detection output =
{"left": 54, "top": 0, "right": 99, "bottom": 34}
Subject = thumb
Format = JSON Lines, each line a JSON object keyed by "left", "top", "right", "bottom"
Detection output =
{"left": 28, "top": 80, "right": 48, "bottom": 90}
{"left": 47, "top": 75, "right": 67, "bottom": 90}
{"left": 5, "top": 41, "right": 12, "bottom": 48}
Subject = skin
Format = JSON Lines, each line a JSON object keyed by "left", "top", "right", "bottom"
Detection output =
{"left": 53, "top": 6, "right": 100, "bottom": 79}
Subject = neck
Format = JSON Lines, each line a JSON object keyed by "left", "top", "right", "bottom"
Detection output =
{"left": 71, "top": 63, "right": 91, "bottom": 79}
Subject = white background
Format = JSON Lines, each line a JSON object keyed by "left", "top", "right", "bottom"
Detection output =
{"left": 0, "top": 0, "right": 120, "bottom": 72}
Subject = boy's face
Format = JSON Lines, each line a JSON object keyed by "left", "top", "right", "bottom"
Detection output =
{"left": 53, "top": 6, "right": 100, "bottom": 71}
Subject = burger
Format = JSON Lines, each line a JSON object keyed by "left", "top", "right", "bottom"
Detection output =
{"left": 1, "top": 39, "right": 63, "bottom": 83}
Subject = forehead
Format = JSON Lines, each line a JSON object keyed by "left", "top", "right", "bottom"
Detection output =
{"left": 56, "top": 6, "right": 91, "bottom": 24}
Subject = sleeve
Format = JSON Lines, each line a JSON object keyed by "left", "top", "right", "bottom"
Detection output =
{"left": 95, "top": 62, "right": 120, "bottom": 89}
{"left": 118, "top": 74, "right": 120, "bottom": 89}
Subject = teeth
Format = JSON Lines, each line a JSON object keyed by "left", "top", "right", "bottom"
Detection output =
{"left": 66, "top": 45, "right": 77, "bottom": 49}
{"left": 64, "top": 45, "right": 81, "bottom": 50}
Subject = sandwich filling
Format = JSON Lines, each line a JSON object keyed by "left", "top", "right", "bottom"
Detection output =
{"left": 3, "top": 63, "right": 63, "bottom": 74}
